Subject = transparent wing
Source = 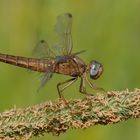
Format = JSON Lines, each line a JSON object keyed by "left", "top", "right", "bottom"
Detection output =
{"left": 33, "top": 40, "right": 55, "bottom": 91}
{"left": 33, "top": 40, "right": 56, "bottom": 59}
{"left": 54, "top": 13, "right": 73, "bottom": 55}
{"left": 40, "top": 72, "right": 53, "bottom": 89}
{"left": 37, "top": 67, "right": 53, "bottom": 92}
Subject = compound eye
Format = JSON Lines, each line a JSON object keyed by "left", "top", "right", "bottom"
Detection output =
{"left": 89, "top": 60, "right": 103, "bottom": 80}
{"left": 90, "top": 64, "right": 100, "bottom": 77}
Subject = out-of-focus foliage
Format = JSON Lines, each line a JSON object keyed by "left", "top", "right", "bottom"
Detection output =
{"left": 0, "top": 0, "right": 139, "bottom": 140}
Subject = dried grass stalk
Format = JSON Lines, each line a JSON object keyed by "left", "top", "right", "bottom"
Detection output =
{"left": 0, "top": 88, "right": 140, "bottom": 140}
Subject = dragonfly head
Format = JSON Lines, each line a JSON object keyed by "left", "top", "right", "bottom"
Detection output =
{"left": 89, "top": 60, "right": 103, "bottom": 80}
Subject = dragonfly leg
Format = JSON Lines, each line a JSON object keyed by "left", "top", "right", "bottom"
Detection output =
{"left": 57, "top": 77, "right": 77, "bottom": 98}
{"left": 85, "top": 74, "right": 105, "bottom": 92}
{"left": 79, "top": 77, "right": 93, "bottom": 96}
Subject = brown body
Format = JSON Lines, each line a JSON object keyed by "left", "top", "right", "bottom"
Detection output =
{"left": 55, "top": 55, "right": 86, "bottom": 77}
{"left": 0, "top": 13, "right": 104, "bottom": 99}
{"left": 0, "top": 53, "right": 86, "bottom": 77}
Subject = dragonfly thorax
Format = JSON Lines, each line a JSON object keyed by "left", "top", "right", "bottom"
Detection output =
{"left": 54, "top": 55, "right": 87, "bottom": 77}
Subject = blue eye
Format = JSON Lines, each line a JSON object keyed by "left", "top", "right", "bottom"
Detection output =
{"left": 90, "top": 64, "right": 99, "bottom": 76}
{"left": 89, "top": 60, "right": 103, "bottom": 80}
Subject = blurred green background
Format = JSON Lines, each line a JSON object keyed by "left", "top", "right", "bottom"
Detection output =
{"left": 0, "top": 0, "right": 140, "bottom": 140}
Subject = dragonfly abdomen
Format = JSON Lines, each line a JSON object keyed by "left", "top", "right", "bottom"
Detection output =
{"left": 0, "top": 53, "right": 53, "bottom": 72}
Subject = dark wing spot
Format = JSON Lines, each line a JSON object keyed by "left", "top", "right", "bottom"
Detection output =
{"left": 40, "top": 40, "right": 45, "bottom": 43}
{"left": 67, "top": 13, "right": 72, "bottom": 18}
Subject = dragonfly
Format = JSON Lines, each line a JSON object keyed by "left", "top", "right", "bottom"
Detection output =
{"left": 0, "top": 13, "right": 104, "bottom": 99}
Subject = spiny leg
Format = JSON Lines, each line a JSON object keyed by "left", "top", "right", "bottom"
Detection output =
{"left": 79, "top": 77, "right": 93, "bottom": 96}
{"left": 57, "top": 77, "right": 77, "bottom": 99}
{"left": 85, "top": 73, "right": 105, "bottom": 92}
